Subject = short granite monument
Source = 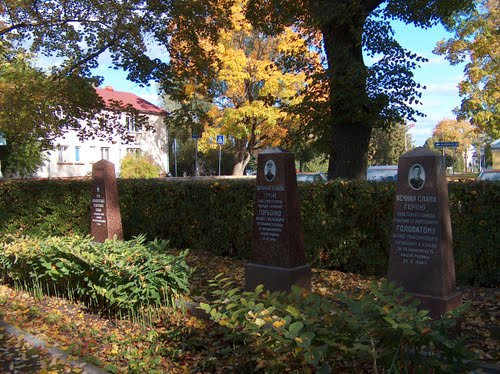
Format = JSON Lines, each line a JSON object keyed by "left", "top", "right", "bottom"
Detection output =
{"left": 388, "top": 147, "right": 462, "bottom": 318}
{"left": 245, "top": 148, "right": 311, "bottom": 292}
{"left": 91, "top": 159, "right": 123, "bottom": 242}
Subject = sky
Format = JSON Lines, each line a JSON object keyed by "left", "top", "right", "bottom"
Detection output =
{"left": 91, "top": 21, "right": 466, "bottom": 148}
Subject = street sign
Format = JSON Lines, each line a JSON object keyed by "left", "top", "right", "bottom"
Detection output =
{"left": 0, "top": 132, "right": 6, "bottom": 146}
{"left": 191, "top": 134, "right": 200, "bottom": 139}
{"left": 216, "top": 135, "right": 225, "bottom": 145}
{"left": 434, "top": 141, "right": 459, "bottom": 148}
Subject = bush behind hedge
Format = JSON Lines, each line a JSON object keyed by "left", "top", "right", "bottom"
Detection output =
{"left": 0, "top": 178, "right": 497, "bottom": 286}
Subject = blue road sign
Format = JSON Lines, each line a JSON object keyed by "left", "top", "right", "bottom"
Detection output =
{"left": 216, "top": 135, "right": 225, "bottom": 145}
{"left": 434, "top": 141, "right": 459, "bottom": 148}
{"left": 191, "top": 133, "right": 200, "bottom": 139}
{"left": 0, "top": 132, "right": 6, "bottom": 146}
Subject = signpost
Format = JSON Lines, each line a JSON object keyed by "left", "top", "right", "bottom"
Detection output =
{"left": 192, "top": 133, "right": 199, "bottom": 176}
{"left": 434, "top": 142, "right": 459, "bottom": 148}
{"left": 434, "top": 142, "right": 460, "bottom": 174}
{"left": 0, "top": 132, "right": 6, "bottom": 179}
{"left": 216, "top": 135, "right": 225, "bottom": 176}
{"left": 172, "top": 138, "right": 178, "bottom": 177}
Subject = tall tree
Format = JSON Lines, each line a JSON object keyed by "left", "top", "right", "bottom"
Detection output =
{"left": 432, "top": 118, "right": 478, "bottom": 171}
{"left": 245, "top": 0, "right": 474, "bottom": 179}
{"left": 434, "top": 0, "right": 499, "bottom": 140}
{"left": 167, "top": 1, "right": 323, "bottom": 175}
{"left": 368, "top": 123, "right": 412, "bottom": 166}
{"left": 0, "top": 40, "right": 151, "bottom": 171}
{"left": 433, "top": 118, "right": 477, "bottom": 152}
{"left": 2, "top": 0, "right": 475, "bottom": 179}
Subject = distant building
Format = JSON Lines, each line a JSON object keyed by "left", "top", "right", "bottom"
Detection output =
{"left": 36, "top": 86, "right": 168, "bottom": 178}
{"left": 492, "top": 138, "right": 500, "bottom": 169}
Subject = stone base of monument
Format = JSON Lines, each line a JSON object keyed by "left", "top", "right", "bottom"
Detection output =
{"left": 245, "top": 263, "right": 311, "bottom": 292}
{"left": 411, "top": 291, "right": 463, "bottom": 319}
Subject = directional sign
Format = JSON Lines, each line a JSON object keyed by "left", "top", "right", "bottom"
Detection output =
{"left": 434, "top": 141, "right": 459, "bottom": 148}
{"left": 0, "top": 132, "right": 6, "bottom": 146}
{"left": 216, "top": 135, "right": 225, "bottom": 145}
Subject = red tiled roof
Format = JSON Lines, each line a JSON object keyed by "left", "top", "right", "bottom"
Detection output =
{"left": 95, "top": 86, "right": 166, "bottom": 115}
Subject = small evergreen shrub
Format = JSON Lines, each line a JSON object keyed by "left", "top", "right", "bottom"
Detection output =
{"left": 0, "top": 235, "right": 191, "bottom": 313}
{"left": 200, "top": 276, "right": 472, "bottom": 373}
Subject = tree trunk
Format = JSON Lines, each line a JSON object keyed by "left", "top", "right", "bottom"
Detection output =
{"left": 232, "top": 139, "right": 251, "bottom": 175}
{"left": 329, "top": 120, "right": 372, "bottom": 179}
{"left": 321, "top": 5, "right": 377, "bottom": 180}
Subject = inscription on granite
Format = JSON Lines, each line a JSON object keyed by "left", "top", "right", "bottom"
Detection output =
{"left": 255, "top": 184, "right": 285, "bottom": 243}
{"left": 392, "top": 191, "right": 439, "bottom": 267}
{"left": 388, "top": 147, "right": 461, "bottom": 318}
{"left": 92, "top": 174, "right": 107, "bottom": 227}
{"left": 91, "top": 160, "right": 123, "bottom": 242}
{"left": 245, "top": 148, "right": 311, "bottom": 292}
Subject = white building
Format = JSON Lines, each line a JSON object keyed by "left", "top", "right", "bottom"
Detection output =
{"left": 36, "top": 86, "right": 169, "bottom": 178}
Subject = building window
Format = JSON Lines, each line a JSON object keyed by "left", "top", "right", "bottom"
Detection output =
{"left": 101, "top": 147, "right": 110, "bottom": 161}
{"left": 126, "top": 148, "right": 141, "bottom": 155}
{"left": 126, "top": 115, "right": 141, "bottom": 132}
{"left": 58, "top": 145, "right": 70, "bottom": 163}
{"left": 89, "top": 146, "right": 98, "bottom": 162}
{"left": 75, "top": 146, "right": 81, "bottom": 162}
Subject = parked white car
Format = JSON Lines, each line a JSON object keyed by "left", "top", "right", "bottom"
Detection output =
{"left": 367, "top": 165, "right": 398, "bottom": 181}
{"left": 476, "top": 169, "right": 500, "bottom": 181}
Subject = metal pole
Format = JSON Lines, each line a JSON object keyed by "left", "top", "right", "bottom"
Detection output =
{"left": 218, "top": 145, "right": 222, "bottom": 176}
{"left": 452, "top": 148, "right": 456, "bottom": 174}
{"left": 173, "top": 138, "right": 177, "bottom": 177}
{"left": 195, "top": 137, "right": 198, "bottom": 176}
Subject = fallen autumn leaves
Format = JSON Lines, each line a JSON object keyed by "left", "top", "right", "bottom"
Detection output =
{"left": 0, "top": 249, "right": 499, "bottom": 373}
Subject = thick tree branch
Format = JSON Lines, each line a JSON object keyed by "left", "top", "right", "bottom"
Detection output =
{"left": 0, "top": 19, "right": 102, "bottom": 37}
{"left": 362, "top": 0, "right": 385, "bottom": 14}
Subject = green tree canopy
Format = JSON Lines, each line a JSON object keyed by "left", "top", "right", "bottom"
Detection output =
{"left": 245, "top": 0, "right": 474, "bottom": 179}
{"left": 368, "top": 123, "right": 412, "bottom": 166}
{"left": 1, "top": 0, "right": 475, "bottom": 179}
{"left": 434, "top": 0, "right": 499, "bottom": 140}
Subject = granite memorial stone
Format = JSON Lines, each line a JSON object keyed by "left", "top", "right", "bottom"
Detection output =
{"left": 91, "top": 159, "right": 123, "bottom": 242}
{"left": 388, "top": 147, "right": 462, "bottom": 318}
{"left": 245, "top": 148, "right": 311, "bottom": 292}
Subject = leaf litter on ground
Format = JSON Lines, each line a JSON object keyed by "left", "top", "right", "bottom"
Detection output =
{"left": 0, "top": 248, "right": 498, "bottom": 373}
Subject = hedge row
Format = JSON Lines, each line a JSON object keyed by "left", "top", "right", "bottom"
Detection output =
{"left": 0, "top": 178, "right": 497, "bottom": 287}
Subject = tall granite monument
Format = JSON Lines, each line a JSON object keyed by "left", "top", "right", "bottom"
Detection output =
{"left": 91, "top": 159, "right": 123, "bottom": 242}
{"left": 388, "top": 147, "right": 461, "bottom": 318}
{"left": 245, "top": 148, "right": 311, "bottom": 292}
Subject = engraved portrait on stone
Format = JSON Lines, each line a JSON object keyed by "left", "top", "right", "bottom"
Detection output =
{"left": 409, "top": 164, "right": 425, "bottom": 190}
{"left": 265, "top": 159, "right": 276, "bottom": 181}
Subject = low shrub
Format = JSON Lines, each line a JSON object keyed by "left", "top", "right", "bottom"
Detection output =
{"left": 120, "top": 153, "right": 161, "bottom": 179}
{"left": 200, "top": 276, "right": 472, "bottom": 373}
{"left": 0, "top": 235, "right": 191, "bottom": 314}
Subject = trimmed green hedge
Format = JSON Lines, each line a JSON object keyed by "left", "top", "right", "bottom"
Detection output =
{"left": 0, "top": 178, "right": 497, "bottom": 286}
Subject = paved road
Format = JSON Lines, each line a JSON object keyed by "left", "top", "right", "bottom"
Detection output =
{"left": 0, "top": 321, "right": 106, "bottom": 374}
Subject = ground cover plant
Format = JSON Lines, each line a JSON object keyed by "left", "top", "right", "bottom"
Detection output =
{"left": 0, "top": 235, "right": 191, "bottom": 316}
{"left": 200, "top": 276, "right": 472, "bottom": 373}
{"left": 0, "top": 245, "right": 498, "bottom": 373}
